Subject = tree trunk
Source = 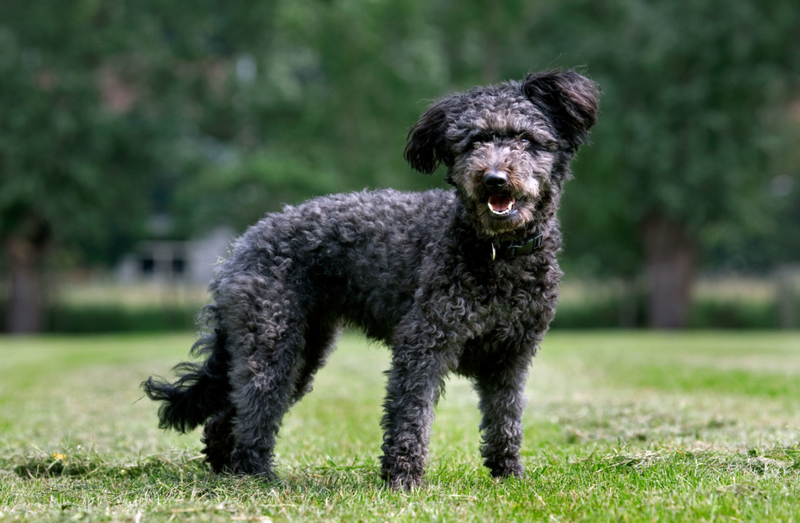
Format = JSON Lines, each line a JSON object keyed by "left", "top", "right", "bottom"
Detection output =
{"left": 642, "top": 215, "right": 695, "bottom": 329}
{"left": 776, "top": 266, "right": 798, "bottom": 329}
{"left": 5, "top": 237, "right": 45, "bottom": 333}
{"left": 617, "top": 277, "right": 640, "bottom": 329}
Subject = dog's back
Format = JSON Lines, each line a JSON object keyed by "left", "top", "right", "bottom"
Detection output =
{"left": 214, "top": 188, "right": 456, "bottom": 341}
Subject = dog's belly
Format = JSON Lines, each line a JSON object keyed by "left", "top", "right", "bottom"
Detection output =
{"left": 337, "top": 272, "right": 418, "bottom": 342}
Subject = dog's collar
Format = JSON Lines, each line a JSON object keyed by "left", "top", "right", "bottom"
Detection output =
{"left": 491, "top": 232, "right": 543, "bottom": 261}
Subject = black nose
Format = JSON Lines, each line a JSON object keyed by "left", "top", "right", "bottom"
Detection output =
{"left": 483, "top": 171, "right": 508, "bottom": 190}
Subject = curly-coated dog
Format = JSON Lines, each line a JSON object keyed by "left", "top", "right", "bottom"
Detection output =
{"left": 143, "top": 69, "right": 599, "bottom": 489}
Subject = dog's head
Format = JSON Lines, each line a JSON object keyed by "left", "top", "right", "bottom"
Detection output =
{"left": 405, "top": 70, "right": 599, "bottom": 238}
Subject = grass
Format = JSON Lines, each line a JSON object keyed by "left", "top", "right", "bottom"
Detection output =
{"left": 2, "top": 331, "right": 800, "bottom": 522}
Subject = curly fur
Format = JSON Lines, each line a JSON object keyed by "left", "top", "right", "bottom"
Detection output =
{"left": 143, "top": 69, "right": 599, "bottom": 489}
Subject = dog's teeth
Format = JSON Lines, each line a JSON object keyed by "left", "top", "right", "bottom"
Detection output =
{"left": 488, "top": 201, "right": 514, "bottom": 215}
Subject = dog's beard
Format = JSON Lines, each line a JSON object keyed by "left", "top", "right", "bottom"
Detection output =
{"left": 458, "top": 189, "right": 537, "bottom": 238}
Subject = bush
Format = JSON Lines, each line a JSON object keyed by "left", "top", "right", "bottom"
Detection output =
{"left": 551, "top": 299, "right": 628, "bottom": 329}
{"left": 688, "top": 300, "right": 779, "bottom": 329}
{"left": 0, "top": 295, "right": 794, "bottom": 333}
{"left": 45, "top": 304, "right": 198, "bottom": 333}
{"left": 551, "top": 296, "right": 794, "bottom": 330}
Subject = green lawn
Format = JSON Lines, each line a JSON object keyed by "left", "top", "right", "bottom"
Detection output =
{"left": 2, "top": 331, "right": 800, "bottom": 522}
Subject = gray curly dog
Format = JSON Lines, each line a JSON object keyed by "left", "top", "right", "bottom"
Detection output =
{"left": 143, "top": 69, "right": 599, "bottom": 489}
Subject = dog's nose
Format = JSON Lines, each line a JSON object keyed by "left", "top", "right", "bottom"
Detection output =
{"left": 483, "top": 171, "right": 508, "bottom": 190}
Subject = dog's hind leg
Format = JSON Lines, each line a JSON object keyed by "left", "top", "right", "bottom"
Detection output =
{"left": 201, "top": 407, "right": 236, "bottom": 473}
{"left": 226, "top": 332, "right": 303, "bottom": 478}
{"left": 218, "top": 275, "right": 310, "bottom": 479}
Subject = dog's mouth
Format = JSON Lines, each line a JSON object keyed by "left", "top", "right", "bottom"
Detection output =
{"left": 487, "top": 195, "right": 516, "bottom": 217}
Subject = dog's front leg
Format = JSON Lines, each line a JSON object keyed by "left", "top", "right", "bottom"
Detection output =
{"left": 379, "top": 338, "right": 453, "bottom": 490}
{"left": 474, "top": 354, "right": 531, "bottom": 479}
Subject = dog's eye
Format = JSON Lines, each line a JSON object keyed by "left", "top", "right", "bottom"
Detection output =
{"left": 521, "top": 138, "right": 543, "bottom": 151}
{"left": 518, "top": 135, "right": 543, "bottom": 150}
{"left": 525, "top": 139, "right": 559, "bottom": 153}
{"left": 469, "top": 131, "right": 493, "bottom": 147}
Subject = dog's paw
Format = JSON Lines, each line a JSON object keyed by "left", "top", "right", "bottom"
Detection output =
{"left": 380, "top": 460, "right": 425, "bottom": 490}
{"left": 229, "top": 448, "right": 277, "bottom": 481}
{"left": 384, "top": 471, "right": 424, "bottom": 491}
{"left": 488, "top": 459, "right": 525, "bottom": 479}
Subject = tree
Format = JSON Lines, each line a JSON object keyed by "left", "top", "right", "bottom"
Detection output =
{"left": 0, "top": 1, "right": 191, "bottom": 332}
{"left": 174, "top": 0, "right": 800, "bottom": 331}
{"left": 4, "top": 0, "right": 796, "bottom": 333}
{"left": 0, "top": 0, "right": 456, "bottom": 331}
{"left": 177, "top": 0, "right": 800, "bottom": 331}
{"left": 173, "top": 0, "right": 455, "bottom": 235}
{"left": 536, "top": 0, "right": 800, "bottom": 327}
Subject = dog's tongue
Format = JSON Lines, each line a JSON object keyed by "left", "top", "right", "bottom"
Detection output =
{"left": 488, "top": 195, "right": 515, "bottom": 213}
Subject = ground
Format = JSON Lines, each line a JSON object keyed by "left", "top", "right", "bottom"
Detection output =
{"left": 2, "top": 330, "right": 800, "bottom": 522}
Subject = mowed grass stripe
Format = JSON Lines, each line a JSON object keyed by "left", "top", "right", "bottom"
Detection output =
{"left": 540, "top": 330, "right": 800, "bottom": 397}
{"left": 2, "top": 331, "right": 800, "bottom": 522}
{"left": 612, "top": 364, "right": 800, "bottom": 398}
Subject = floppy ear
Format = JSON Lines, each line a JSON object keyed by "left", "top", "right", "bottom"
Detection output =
{"left": 404, "top": 98, "right": 455, "bottom": 174}
{"left": 523, "top": 70, "right": 600, "bottom": 152}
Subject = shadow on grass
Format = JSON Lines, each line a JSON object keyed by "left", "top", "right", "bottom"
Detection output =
{"left": 10, "top": 445, "right": 800, "bottom": 502}
{"left": 11, "top": 451, "right": 207, "bottom": 480}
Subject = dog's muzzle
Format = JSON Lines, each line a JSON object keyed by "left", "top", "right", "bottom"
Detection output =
{"left": 484, "top": 172, "right": 516, "bottom": 217}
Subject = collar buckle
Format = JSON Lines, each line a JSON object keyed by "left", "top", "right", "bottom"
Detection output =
{"left": 491, "top": 232, "right": 543, "bottom": 261}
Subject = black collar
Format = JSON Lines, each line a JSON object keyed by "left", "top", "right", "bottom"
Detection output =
{"left": 491, "top": 232, "right": 543, "bottom": 261}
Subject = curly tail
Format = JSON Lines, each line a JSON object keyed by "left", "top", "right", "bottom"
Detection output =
{"left": 142, "top": 306, "right": 231, "bottom": 433}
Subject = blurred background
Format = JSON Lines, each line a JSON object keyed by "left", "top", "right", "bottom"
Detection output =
{"left": 0, "top": 0, "right": 798, "bottom": 334}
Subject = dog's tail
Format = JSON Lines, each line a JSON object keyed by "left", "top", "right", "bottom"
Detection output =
{"left": 142, "top": 306, "right": 232, "bottom": 433}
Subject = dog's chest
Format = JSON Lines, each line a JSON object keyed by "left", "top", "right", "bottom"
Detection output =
{"left": 462, "top": 264, "right": 547, "bottom": 326}
{"left": 485, "top": 281, "right": 542, "bottom": 331}
{"left": 461, "top": 254, "right": 558, "bottom": 339}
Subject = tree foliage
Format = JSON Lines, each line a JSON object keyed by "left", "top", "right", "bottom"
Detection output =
{"left": 0, "top": 0, "right": 798, "bottom": 331}
{"left": 550, "top": 0, "right": 800, "bottom": 274}
{"left": 0, "top": 1, "right": 198, "bottom": 330}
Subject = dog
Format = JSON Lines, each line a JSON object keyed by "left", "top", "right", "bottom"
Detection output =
{"left": 143, "top": 69, "right": 599, "bottom": 489}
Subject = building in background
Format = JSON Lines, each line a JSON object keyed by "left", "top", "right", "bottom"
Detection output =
{"left": 117, "top": 227, "right": 234, "bottom": 285}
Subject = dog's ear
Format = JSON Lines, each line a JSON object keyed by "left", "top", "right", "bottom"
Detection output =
{"left": 404, "top": 98, "right": 455, "bottom": 174}
{"left": 523, "top": 70, "right": 599, "bottom": 152}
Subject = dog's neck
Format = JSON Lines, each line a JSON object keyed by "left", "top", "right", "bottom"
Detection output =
{"left": 490, "top": 232, "right": 544, "bottom": 261}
